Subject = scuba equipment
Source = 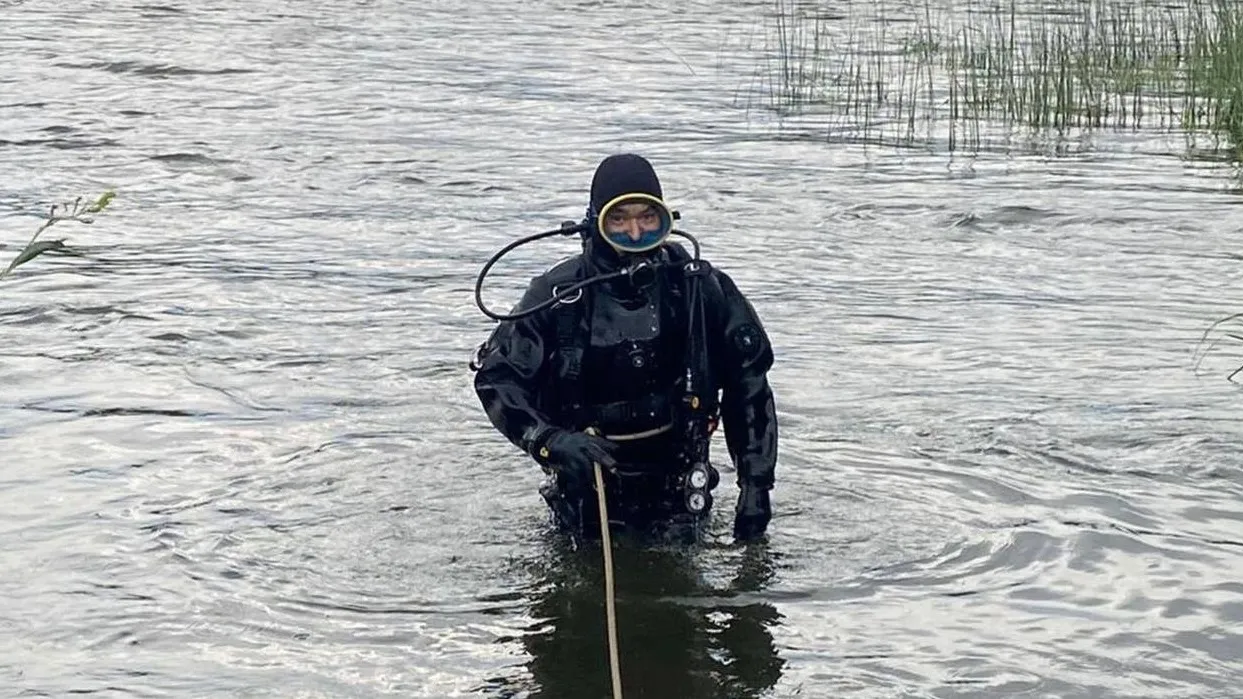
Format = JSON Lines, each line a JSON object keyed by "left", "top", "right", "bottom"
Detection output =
{"left": 595, "top": 192, "right": 674, "bottom": 255}
{"left": 471, "top": 159, "right": 779, "bottom": 543}
{"left": 471, "top": 196, "right": 700, "bottom": 323}
{"left": 681, "top": 460, "right": 720, "bottom": 515}
{"left": 675, "top": 256, "right": 721, "bottom": 519}
{"left": 471, "top": 199, "right": 721, "bottom": 528}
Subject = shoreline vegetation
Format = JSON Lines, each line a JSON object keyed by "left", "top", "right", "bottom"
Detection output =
{"left": 1, "top": 191, "right": 115, "bottom": 280}
{"left": 762, "top": 0, "right": 1243, "bottom": 380}
{"left": 763, "top": 0, "right": 1242, "bottom": 166}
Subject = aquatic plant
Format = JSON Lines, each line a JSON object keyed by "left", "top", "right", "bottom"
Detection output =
{"left": 1192, "top": 311, "right": 1243, "bottom": 383}
{"left": 1183, "top": 0, "right": 1243, "bottom": 157}
{"left": 1, "top": 190, "right": 116, "bottom": 280}
{"left": 764, "top": 0, "right": 1243, "bottom": 160}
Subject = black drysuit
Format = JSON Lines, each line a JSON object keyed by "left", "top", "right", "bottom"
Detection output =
{"left": 472, "top": 232, "right": 778, "bottom": 542}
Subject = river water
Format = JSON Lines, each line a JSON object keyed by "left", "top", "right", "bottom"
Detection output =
{"left": 4, "top": 1, "right": 1243, "bottom": 697}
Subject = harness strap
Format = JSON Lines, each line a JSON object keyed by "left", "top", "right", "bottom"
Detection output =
{"left": 679, "top": 259, "right": 718, "bottom": 467}
{"left": 583, "top": 392, "right": 674, "bottom": 430}
{"left": 552, "top": 284, "right": 586, "bottom": 423}
{"left": 602, "top": 422, "right": 674, "bottom": 442}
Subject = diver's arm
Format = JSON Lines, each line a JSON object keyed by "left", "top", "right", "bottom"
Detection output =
{"left": 711, "top": 270, "right": 778, "bottom": 491}
{"left": 472, "top": 281, "right": 562, "bottom": 459}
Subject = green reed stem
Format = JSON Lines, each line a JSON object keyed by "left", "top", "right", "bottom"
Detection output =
{"left": 764, "top": 0, "right": 1243, "bottom": 161}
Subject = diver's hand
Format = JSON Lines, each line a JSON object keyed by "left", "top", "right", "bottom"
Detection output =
{"left": 733, "top": 484, "right": 772, "bottom": 542}
{"left": 543, "top": 429, "right": 619, "bottom": 489}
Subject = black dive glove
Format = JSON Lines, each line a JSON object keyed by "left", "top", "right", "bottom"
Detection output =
{"left": 542, "top": 429, "right": 620, "bottom": 490}
{"left": 733, "top": 484, "right": 772, "bottom": 542}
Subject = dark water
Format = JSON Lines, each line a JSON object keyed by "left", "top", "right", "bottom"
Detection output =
{"left": 4, "top": 1, "right": 1243, "bottom": 697}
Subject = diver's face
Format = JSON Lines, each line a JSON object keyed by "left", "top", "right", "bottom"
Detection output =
{"left": 603, "top": 202, "right": 663, "bottom": 242}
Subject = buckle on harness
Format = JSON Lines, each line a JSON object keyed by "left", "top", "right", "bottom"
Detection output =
{"left": 682, "top": 260, "right": 712, "bottom": 277}
{"left": 468, "top": 340, "right": 490, "bottom": 372}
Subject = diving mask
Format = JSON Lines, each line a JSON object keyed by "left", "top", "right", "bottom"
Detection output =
{"left": 595, "top": 193, "right": 673, "bottom": 254}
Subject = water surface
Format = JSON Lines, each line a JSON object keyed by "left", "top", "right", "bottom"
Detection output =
{"left": 3, "top": 1, "right": 1243, "bottom": 697}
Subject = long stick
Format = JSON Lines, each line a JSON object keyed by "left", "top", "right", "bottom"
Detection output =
{"left": 593, "top": 461, "right": 623, "bottom": 699}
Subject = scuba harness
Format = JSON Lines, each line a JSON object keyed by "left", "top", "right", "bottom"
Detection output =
{"left": 471, "top": 214, "right": 721, "bottom": 517}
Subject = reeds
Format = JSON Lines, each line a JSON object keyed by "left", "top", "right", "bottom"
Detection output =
{"left": 765, "top": 0, "right": 1243, "bottom": 158}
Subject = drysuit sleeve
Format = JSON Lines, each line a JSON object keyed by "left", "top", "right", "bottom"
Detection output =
{"left": 472, "top": 279, "right": 561, "bottom": 459}
{"left": 710, "top": 270, "right": 778, "bottom": 490}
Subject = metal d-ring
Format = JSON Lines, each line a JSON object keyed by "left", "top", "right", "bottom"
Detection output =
{"left": 552, "top": 284, "right": 583, "bottom": 306}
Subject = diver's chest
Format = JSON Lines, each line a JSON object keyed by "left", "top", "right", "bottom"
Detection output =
{"left": 580, "top": 290, "right": 686, "bottom": 381}
{"left": 589, "top": 298, "right": 663, "bottom": 347}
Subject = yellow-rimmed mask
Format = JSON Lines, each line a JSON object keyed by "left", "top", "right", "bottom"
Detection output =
{"left": 595, "top": 192, "right": 674, "bottom": 254}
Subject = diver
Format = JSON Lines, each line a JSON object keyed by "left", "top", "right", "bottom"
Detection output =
{"left": 470, "top": 153, "right": 778, "bottom": 544}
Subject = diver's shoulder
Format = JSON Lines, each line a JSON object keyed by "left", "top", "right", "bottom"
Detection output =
{"left": 695, "top": 258, "right": 752, "bottom": 303}
{"left": 530, "top": 253, "right": 589, "bottom": 288}
{"left": 663, "top": 241, "right": 694, "bottom": 263}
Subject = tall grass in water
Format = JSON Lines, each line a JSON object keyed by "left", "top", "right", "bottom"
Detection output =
{"left": 1184, "top": 0, "right": 1243, "bottom": 156}
{"left": 764, "top": 0, "right": 945, "bottom": 146}
{"left": 765, "top": 0, "right": 1243, "bottom": 159}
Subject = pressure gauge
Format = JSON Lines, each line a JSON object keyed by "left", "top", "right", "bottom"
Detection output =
{"left": 688, "top": 464, "right": 709, "bottom": 490}
{"left": 686, "top": 491, "right": 707, "bottom": 513}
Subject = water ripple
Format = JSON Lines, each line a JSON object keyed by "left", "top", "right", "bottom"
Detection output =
{"left": 3, "top": 0, "right": 1243, "bottom": 697}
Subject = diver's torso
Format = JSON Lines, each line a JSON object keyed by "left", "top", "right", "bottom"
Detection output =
{"left": 579, "top": 274, "right": 687, "bottom": 437}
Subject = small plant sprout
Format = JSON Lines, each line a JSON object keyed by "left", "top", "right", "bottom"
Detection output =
{"left": 2, "top": 190, "right": 116, "bottom": 280}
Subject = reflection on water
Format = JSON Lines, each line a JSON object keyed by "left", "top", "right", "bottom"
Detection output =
{"left": 486, "top": 537, "right": 784, "bottom": 699}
